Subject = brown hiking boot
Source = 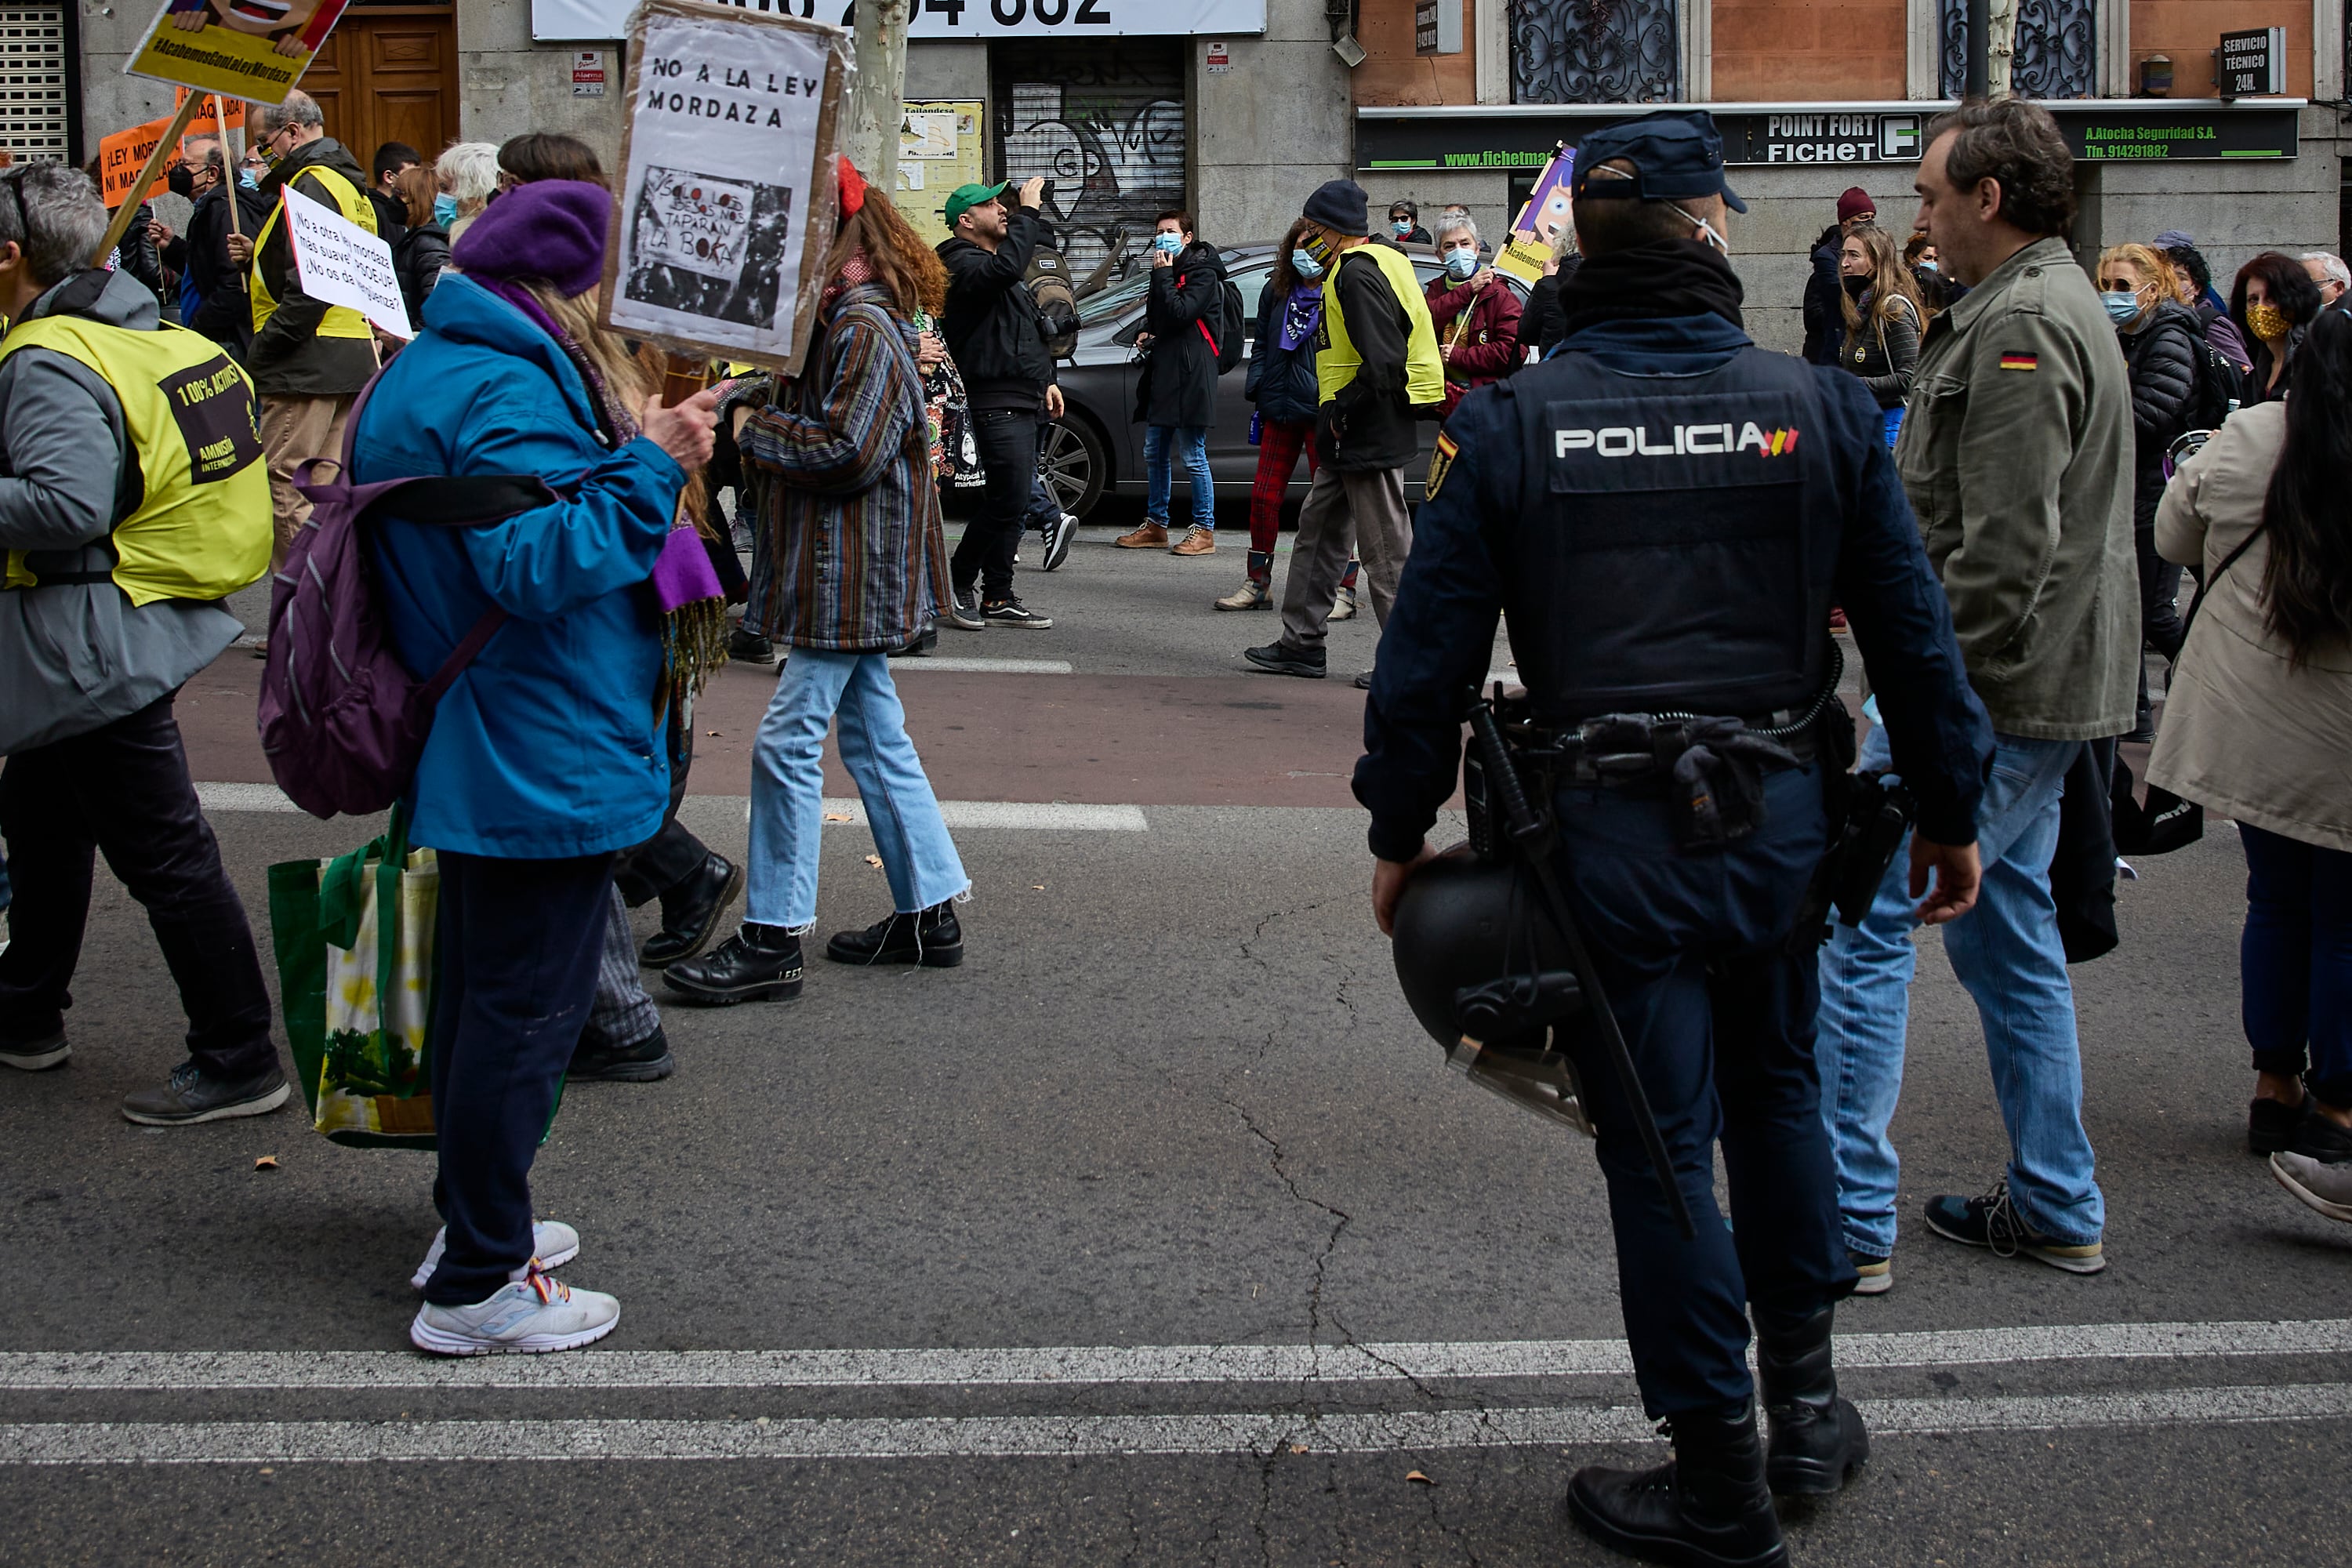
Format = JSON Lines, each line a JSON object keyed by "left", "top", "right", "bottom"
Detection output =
{"left": 1171, "top": 527, "right": 1217, "bottom": 557}
{"left": 1115, "top": 521, "right": 1169, "bottom": 549}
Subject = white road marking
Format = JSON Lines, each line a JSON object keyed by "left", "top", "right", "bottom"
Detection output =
{"left": 884, "top": 657, "right": 1074, "bottom": 675}
{"left": 5, "top": 1319, "right": 2344, "bottom": 1392}
{"left": 4, "top": 1383, "right": 2348, "bottom": 1465}
{"left": 193, "top": 782, "right": 306, "bottom": 814}
{"left": 192, "top": 784, "right": 1148, "bottom": 833}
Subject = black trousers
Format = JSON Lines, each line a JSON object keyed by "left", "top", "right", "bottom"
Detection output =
{"left": 612, "top": 701, "right": 711, "bottom": 909}
{"left": 423, "top": 849, "right": 612, "bottom": 1306}
{"left": 950, "top": 405, "right": 1035, "bottom": 599}
{"left": 0, "top": 691, "right": 277, "bottom": 1080}
{"left": 2134, "top": 517, "right": 2186, "bottom": 733}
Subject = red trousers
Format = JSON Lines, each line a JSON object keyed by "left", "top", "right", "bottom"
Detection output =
{"left": 1247, "top": 419, "right": 1319, "bottom": 554}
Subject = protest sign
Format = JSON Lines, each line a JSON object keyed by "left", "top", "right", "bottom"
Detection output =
{"left": 1496, "top": 143, "right": 1575, "bottom": 287}
{"left": 124, "top": 0, "right": 354, "bottom": 107}
{"left": 281, "top": 183, "right": 412, "bottom": 339}
{"left": 178, "top": 85, "right": 245, "bottom": 132}
{"left": 605, "top": 0, "right": 849, "bottom": 376}
{"left": 98, "top": 94, "right": 244, "bottom": 209}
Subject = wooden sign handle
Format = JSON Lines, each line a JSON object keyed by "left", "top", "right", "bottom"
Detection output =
{"left": 89, "top": 93, "right": 205, "bottom": 268}
{"left": 214, "top": 96, "right": 241, "bottom": 241}
{"left": 660, "top": 351, "right": 710, "bottom": 408}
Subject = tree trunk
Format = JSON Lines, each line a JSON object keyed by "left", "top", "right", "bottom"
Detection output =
{"left": 845, "top": 0, "right": 909, "bottom": 196}
{"left": 1986, "top": 0, "right": 2019, "bottom": 99}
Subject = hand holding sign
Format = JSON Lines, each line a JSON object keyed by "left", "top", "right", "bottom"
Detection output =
{"left": 279, "top": 183, "right": 412, "bottom": 339}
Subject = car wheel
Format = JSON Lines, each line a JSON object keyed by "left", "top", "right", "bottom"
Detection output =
{"left": 1039, "top": 416, "right": 1107, "bottom": 520}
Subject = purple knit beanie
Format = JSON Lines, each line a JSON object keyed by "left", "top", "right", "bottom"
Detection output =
{"left": 451, "top": 180, "right": 612, "bottom": 298}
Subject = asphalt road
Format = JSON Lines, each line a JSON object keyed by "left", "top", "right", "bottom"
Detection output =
{"left": 4, "top": 531, "right": 2345, "bottom": 1566}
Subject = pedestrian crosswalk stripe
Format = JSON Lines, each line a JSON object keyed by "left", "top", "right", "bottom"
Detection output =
{"left": 886, "top": 657, "right": 1073, "bottom": 674}
{"left": 192, "top": 784, "right": 1150, "bottom": 831}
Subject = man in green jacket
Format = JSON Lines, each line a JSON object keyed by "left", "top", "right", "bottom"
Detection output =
{"left": 1817, "top": 99, "right": 2136, "bottom": 1293}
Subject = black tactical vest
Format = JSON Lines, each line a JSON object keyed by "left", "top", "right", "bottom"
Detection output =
{"left": 1501, "top": 343, "right": 1840, "bottom": 725}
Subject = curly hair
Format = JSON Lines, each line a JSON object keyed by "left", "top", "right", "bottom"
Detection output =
{"left": 1926, "top": 99, "right": 2076, "bottom": 238}
{"left": 825, "top": 184, "right": 949, "bottom": 319}
{"left": 2229, "top": 250, "right": 2324, "bottom": 334}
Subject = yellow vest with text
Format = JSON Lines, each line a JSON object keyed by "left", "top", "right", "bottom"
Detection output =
{"left": 0, "top": 315, "right": 272, "bottom": 605}
{"left": 252, "top": 162, "right": 379, "bottom": 340}
{"left": 1316, "top": 242, "right": 1445, "bottom": 408}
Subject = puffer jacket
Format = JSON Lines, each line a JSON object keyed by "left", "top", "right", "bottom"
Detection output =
{"left": 250, "top": 136, "right": 380, "bottom": 397}
{"left": 1424, "top": 270, "right": 1523, "bottom": 416}
{"left": 2119, "top": 299, "right": 2200, "bottom": 527}
{"left": 1837, "top": 289, "right": 1922, "bottom": 409}
{"left": 355, "top": 274, "right": 684, "bottom": 859}
{"left": 1133, "top": 240, "right": 1223, "bottom": 429}
{"left": 391, "top": 221, "right": 451, "bottom": 329}
{"left": 1244, "top": 280, "right": 1320, "bottom": 426}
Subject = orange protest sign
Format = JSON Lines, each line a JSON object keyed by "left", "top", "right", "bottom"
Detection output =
{"left": 98, "top": 98, "right": 244, "bottom": 209}
{"left": 176, "top": 86, "right": 245, "bottom": 132}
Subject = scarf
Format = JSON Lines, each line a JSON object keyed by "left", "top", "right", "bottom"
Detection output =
{"left": 1277, "top": 284, "right": 1323, "bottom": 351}
{"left": 1556, "top": 239, "right": 1745, "bottom": 339}
{"left": 474, "top": 275, "right": 729, "bottom": 710}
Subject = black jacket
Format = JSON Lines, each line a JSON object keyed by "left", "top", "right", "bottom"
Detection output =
{"left": 1512, "top": 255, "right": 1583, "bottom": 367}
{"left": 2241, "top": 321, "right": 2303, "bottom": 405}
{"left": 1245, "top": 280, "right": 1321, "bottom": 425}
{"left": 251, "top": 136, "right": 380, "bottom": 397}
{"left": 1318, "top": 243, "right": 1420, "bottom": 472}
{"left": 391, "top": 221, "right": 452, "bottom": 329}
{"left": 937, "top": 209, "right": 1058, "bottom": 408}
{"left": 1838, "top": 289, "right": 1922, "bottom": 410}
{"left": 1801, "top": 225, "right": 1845, "bottom": 365}
{"left": 173, "top": 183, "right": 270, "bottom": 358}
{"left": 111, "top": 203, "right": 163, "bottom": 299}
{"left": 2119, "top": 299, "right": 2201, "bottom": 524}
{"left": 1133, "top": 240, "right": 1221, "bottom": 428}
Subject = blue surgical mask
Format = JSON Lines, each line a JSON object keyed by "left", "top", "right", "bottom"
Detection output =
{"left": 433, "top": 193, "right": 459, "bottom": 227}
{"left": 2103, "top": 291, "right": 2143, "bottom": 325}
{"left": 1291, "top": 248, "right": 1324, "bottom": 281}
{"left": 1443, "top": 249, "right": 1477, "bottom": 281}
{"left": 238, "top": 168, "right": 259, "bottom": 190}
{"left": 1918, "top": 259, "right": 1938, "bottom": 274}
{"left": 1153, "top": 231, "right": 1183, "bottom": 255}
{"left": 1392, "top": 219, "right": 1414, "bottom": 238}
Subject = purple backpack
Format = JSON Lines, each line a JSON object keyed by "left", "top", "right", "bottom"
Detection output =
{"left": 257, "top": 371, "right": 555, "bottom": 819}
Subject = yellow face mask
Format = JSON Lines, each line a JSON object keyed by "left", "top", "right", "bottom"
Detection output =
{"left": 2246, "top": 301, "right": 2291, "bottom": 342}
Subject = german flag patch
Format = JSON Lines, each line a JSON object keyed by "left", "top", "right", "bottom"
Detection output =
{"left": 1999, "top": 351, "right": 2039, "bottom": 372}
{"left": 1425, "top": 432, "right": 1459, "bottom": 502}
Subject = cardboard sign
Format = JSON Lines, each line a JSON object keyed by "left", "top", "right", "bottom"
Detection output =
{"left": 125, "top": 0, "right": 355, "bottom": 107}
{"left": 605, "top": 0, "right": 848, "bottom": 376}
{"left": 98, "top": 103, "right": 244, "bottom": 209}
{"left": 1497, "top": 143, "right": 1574, "bottom": 286}
{"left": 280, "top": 183, "right": 412, "bottom": 339}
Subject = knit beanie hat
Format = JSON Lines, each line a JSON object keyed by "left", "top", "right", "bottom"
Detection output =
{"left": 2153, "top": 229, "right": 2196, "bottom": 252}
{"left": 1302, "top": 179, "right": 1370, "bottom": 238}
{"left": 451, "top": 179, "right": 612, "bottom": 298}
{"left": 1836, "top": 187, "right": 1875, "bottom": 224}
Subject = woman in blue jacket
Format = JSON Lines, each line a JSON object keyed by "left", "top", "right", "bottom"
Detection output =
{"left": 354, "top": 181, "right": 719, "bottom": 1357}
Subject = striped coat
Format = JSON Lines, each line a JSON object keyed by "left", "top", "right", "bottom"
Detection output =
{"left": 738, "top": 281, "right": 949, "bottom": 652}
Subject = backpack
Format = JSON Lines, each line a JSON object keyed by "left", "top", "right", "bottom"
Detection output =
{"left": 257, "top": 370, "right": 557, "bottom": 819}
{"left": 1023, "top": 245, "right": 1080, "bottom": 361}
{"left": 1211, "top": 278, "right": 1245, "bottom": 372}
{"left": 2182, "top": 303, "right": 2245, "bottom": 430}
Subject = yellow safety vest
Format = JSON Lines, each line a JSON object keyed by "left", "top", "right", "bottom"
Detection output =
{"left": 0, "top": 314, "right": 272, "bottom": 606}
{"left": 252, "top": 162, "right": 379, "bottom": 340}
{"left": 1316, "top": 242, "right": 1446, "bottom": 409}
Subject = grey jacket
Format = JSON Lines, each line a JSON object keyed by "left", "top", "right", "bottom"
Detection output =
{"left": 1894, "top": 236, "right": 2138, "bottom": 740}
{"left": 0, "top": 269, "right": 242, "bottom": 753}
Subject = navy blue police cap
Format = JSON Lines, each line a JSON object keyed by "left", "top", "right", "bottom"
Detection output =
{"left": 1570, "top": 111, "right": 1748, "bottom": 215}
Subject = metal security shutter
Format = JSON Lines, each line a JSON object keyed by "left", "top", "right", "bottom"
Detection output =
{"left": 989, "top": 40, "right": 1185, "bottom": 281}
{"left": 0, "top": 5, "right": 67, "bottom": 163}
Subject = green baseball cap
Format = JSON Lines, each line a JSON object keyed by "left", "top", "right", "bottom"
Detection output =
{"left": 942, "top": 180, "right": 1010, "bottom": 230}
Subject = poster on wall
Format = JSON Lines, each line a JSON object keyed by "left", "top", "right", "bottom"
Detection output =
{"left": 123, "top": 0, "right": 354, "bottom": 106}
{"left": 1496, "top": 143, "right": 1573, "bottom": 286}
{"left": 898, "top": 100, "right": 983, "bottom": 248}
{"left": 606, "top": 0, "right": 849, "bottom": 376}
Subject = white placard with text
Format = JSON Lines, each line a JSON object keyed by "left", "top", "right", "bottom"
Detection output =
{"left": 281, "top": 184, "right": 412, "bottom": 340}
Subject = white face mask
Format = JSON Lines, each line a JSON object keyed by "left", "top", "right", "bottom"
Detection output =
{"left": 1669, "top": 203, "right": 1730, "bottom": 256}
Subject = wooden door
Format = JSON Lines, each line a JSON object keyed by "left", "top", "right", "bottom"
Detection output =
{"left": 299, "top": 5, "right": 459, "bottom": 171}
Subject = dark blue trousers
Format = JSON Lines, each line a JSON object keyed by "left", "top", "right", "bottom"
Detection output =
{"left": 1555, "top": 764, "right": 1855, "bottom": 1417}
{"left": 422, "top": 849, "right": 613, "bottom": 1306}
{"left": 2241, "top": 822, "right": 2352, "bottom": 1110}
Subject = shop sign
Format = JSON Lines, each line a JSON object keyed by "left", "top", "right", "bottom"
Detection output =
{"left": 1414, "top": 0, "right": 1462, "bottom": 56}
{"left": 908, "top": 0, "right": 1267, "bottom": 38}
{"left": 2218, "top": 27, "right": 2286, "bottom": 99}
{"left": 1727, "top": 111, "right": 1922, "bottom": 165}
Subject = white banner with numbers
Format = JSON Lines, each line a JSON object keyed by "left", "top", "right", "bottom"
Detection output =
{"left": 532, "top": 0, "right": 1261, "bottom": 38}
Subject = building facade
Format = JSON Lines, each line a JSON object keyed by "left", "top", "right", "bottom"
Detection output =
{"left": 62, "top": 0, "right": 2348, "bottom": 351}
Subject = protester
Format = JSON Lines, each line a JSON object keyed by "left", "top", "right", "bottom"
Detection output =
{"left": 2231, "top": 251, "right": 2321, "bottom": 405}
{"left": 1514, "top": 243, "right": 1580, "bottom": 364}
{"left": 436, "top": 140, "right": 499, "bottom": 242}
{"left": 2303, "top": 252, "right": 2349, "bottom": 308}
{"left": 85, "top": 156, "right": 163, "bottom": 302}
{"left": 157, "top": 137, "right": 266, "bottom": 359}
{"left": 355, "top": 179, "right": 718, "bottom": 1352}
{"left": 368, "top": 141, "right": 419, "bottom": 238}
{"left": 1903, "top": 230, "right": 1950, "bottom": 313}
{"left": 498, "top": 132, "right": 606, "bottom": 188}
{"left": 1833, "top": 225, "right": 1922, "bottom": 445}
{"left": 666, "top": 164, "right": 972, "bottom": 1004}
{"left": 935, "top": 176, "right": 1058, "bottom": 630}
{"left": 1387, "top": 200, "right": 1431, "bottom": 245}
{"left": 246, "top": 90, "right": 379, "bottom": 568}
{"left": 1423, "top": 213, "right": 1522, "bottom": 418}
{"left": 1222, "top": 220, "right": 1325, "bottom": 613}
{"left": 1244, "top": 178, "right": 1441, "bottom": 689}
{"left": 0, "top": 163, "right": 286, "bottom": 1123}
{"left": 1802, "top": 187, "right": 1875, "bottom": 365}
{"left": 2163, "top": 239, "right": 2251, "bottom": 373}
{"left": 389, "top": 162, "right": 450, "bottom": 328}
{"left": 1116, "top": 209, "right": 1223, "bottom": 556}
{"left": 2149, "top": 308, "right": 2352, "bottom": 1212}
{"left": 1818, "top": 100, "right": 2135, "bottom": 1290}
{"left": 2099, "top": 242, "right": 2202, "bottom": 741}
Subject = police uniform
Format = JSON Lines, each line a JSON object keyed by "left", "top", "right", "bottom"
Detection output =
{"left": 1352, "top": 113, "right": 1993, "bottom": 1566}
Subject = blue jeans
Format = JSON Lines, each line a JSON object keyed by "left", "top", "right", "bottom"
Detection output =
{"left": 1816, "top": 729, "right": 2103, "bottom": 1254}
{"left": 746, "top": 648, "right": 968, "bottom": 929}
{"left": 1882, "top": 407, "right": 1904, "bottom": 448}
{"left": 1144, "top": 424, "right": 1213, "bottom": 532}
{"left": 2241, "top": 823, "right": 2352, "bottom": 1109}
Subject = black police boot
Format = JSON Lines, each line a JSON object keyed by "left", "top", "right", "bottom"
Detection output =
{"left": 1755, "top": 1306, "right": 1870, "bottom": 1497}
{"left": 825, "top": 900, "right": 964, "bottom": 967}
{"left": 1563, "top": 1401, "right": 1787, "bottom": 1568}
{"left": 662, "top": 924, "right": 804, "bottom": 1005}
{"left": 640, "top": 854, "right": 743, "bottom": 970}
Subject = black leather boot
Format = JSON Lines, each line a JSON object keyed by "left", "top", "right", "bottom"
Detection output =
{"left": 640, "top": 854, "right": 744, "bottom": 970}
{"left": 1564, "top": 1400, "right": 1787, "bottom": 1568}
{"left": 662, "top": 924, "right": 804, "bottom": 1004}
{"left": 825, "top": 901, "right": 964, "bottom": 967}
{"left": 1755, "top": 1306, "right": 1869, "bottom": 1497}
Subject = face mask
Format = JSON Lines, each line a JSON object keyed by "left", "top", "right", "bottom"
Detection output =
{"left": 1844, "top": 275, "right": 1870, "bottom": 297}
{"left": 1669, "top": 203, "right": 1729, "bottom": 257}
{"left": 239, "top": 168, "right": 260, "bottom": 189}
{"left": 1443, "top": 249, "right": 1477, "bottom": 281}
{"left": 2246, "top": 301, "right": 2291, "bottom": 341}
{"left": 1291, "top": 248, "right": 1324, "bottom": 281}
{"left": 2102, "top": 291, "right": 2143, "bottom": 325}
{"left": 165, "top": 164, "right": 196, "bottom": 200}
{"left": 1918, "top": 259, "right": 1938, "bottom": 274}
{"left": 1392, "top": 219, "right": 1414, "bottom": 237}
{"left": 1301, "top": 230, "right": 1336, "bottom": 266}
{"left": 433, "top": 193, "right": 459, "bottom": 227}
{"left": 1153, "top": 231, "right": 1183, "bottom": 255}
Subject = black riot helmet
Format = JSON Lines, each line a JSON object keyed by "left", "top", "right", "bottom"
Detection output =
{"left": 1389, "top": 848, "right": 1596, "bottom": 1136}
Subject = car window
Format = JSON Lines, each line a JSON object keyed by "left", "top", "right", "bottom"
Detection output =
{"left": 1229, "top": 263, "right": 1271, "bottom": 336}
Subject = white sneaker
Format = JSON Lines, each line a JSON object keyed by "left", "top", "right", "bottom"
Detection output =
{"left": 409, "top": 1267, "right": 620, "bottom": 1356}
{"left": 409, "top": 1218, "right": 581, "bottom": 1291}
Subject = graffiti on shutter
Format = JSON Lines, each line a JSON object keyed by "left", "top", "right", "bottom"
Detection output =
{"left": 990, "top": 40, "right": 1185, "bottom": 287}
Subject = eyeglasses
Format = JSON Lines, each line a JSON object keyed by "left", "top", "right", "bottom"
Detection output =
{"left": 2096, "top": 278, "right": 2136, "bottom": 292}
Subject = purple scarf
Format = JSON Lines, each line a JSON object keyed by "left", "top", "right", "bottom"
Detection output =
{"left": 1277, "top": 284, "right": 1323, "bottom": 352}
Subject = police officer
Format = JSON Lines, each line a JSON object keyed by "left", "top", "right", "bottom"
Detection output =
{"left": 1355, "top": 113, "right": 1994, "bottom": 1566}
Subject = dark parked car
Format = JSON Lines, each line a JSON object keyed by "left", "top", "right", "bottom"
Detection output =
{"left": 1038, "top": 243, "right": 1530, "bottom": 519}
